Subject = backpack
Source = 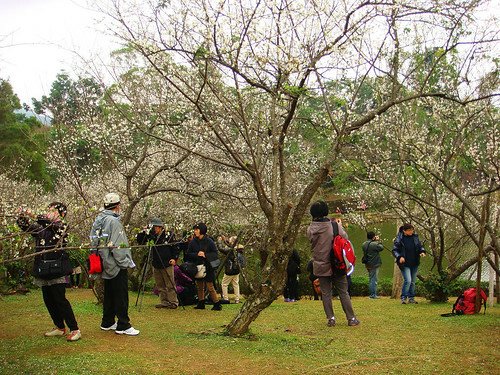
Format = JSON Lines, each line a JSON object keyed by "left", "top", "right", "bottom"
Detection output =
{"left": 225, "top": 252, "right": 240, "bottom": 276}
{"left": 331, "top": 235, "right": 356, "bottom": 276}
{"left": 179, "top": 262, "right": 198, "bottom": 280}
{"left": 453, "top": 288, "right": 487, "bottom": 315}
{"left": 237, "top": 252, "right": 246, "bottom": 268}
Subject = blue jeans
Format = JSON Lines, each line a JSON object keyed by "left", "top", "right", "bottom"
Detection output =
{"left": 366, "top": 266, "right": 380, "bottom": 297}
{"left": 400, "top": 265, "right": 419, "bottom": 299}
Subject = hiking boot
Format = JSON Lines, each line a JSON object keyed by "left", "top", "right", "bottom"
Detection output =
{"left": 100, "top": 322, "right": 117, "bottom": 331}
{"left": 348, "top": 318, "right": 360, "bottom": 326}
{"left": 401, "top": 298, "right": 407, "bottom": 304}
{"left": 211, "top": 301, "right": 222, "bottom": 311}
{"left": 408, "top": 298, "right": 418, "bottom": 304}
{"left": 44, "top": 327, "right": 66, "bottom": 337}
{"left": 115, "top": 327, "right": 140, "bottom": 336}
{"left": 194, "top": 301, "right": 205, "bottom": 310}
{"left": 66, "top": 330, "right": 81, "bottom": 342}
{"left": 327, "top": 318, "right": 336, "bottom": 327}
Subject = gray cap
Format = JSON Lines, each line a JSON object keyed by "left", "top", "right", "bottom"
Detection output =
{"left": 150, "top": 218, "right": 164, "bottom": 227}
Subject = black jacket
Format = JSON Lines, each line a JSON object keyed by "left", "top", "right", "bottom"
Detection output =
{"left": 287, "top": 250, "right": 301, "bottom": 276}
{"left": 17, "top": 215, "right": 71, "bottom": 279}
{"left": 137, "top": 229, "right": 178, "bottom": 269}
{"left": 392, "top": 227, "right": 426, "bottom": 268}
{"left": 185, "top": 235, "right": 219, "bottom": 282}
{"left": 185, "top": 236, "right": 219, "bottom": 265}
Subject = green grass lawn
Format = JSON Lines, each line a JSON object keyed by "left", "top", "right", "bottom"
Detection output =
{"left": 0, "top": 289, "right": 498, "bottom": 374}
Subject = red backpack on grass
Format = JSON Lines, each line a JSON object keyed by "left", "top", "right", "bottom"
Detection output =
{"left": 331, "top": 235, "right": 356, "bottom": 276}
{"left": 453, "top": 287, "right": 488, "bottom": 315}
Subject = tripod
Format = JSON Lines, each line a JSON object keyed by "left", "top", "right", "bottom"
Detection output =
{"left": 135, "top": 243, "right": 184, "bottom": 311}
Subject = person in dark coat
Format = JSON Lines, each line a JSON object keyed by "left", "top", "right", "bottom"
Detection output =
{"left": 17, "top": 202, "right": 81, "bottom": 341}
{"left": 284, "top": 249, "right": 301, "bottom": 302}
{"left": 392, "top": 223, "right": 426, "bottom": 304}
{"left": 362, "top": 231, "right": 384, "bottom": 299}
{"left": 137, "top": 218, "right": 179, "bottom": 309}
{"left": 185, "top": 222, "right": 222, "bottom": 311}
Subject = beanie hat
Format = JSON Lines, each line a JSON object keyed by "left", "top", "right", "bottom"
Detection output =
{"left": 104, "top": 193, "right": 120, "bottom": 209}
{"left": 310, "top": 200, "right": 329, "bottom": 218}
{"left": 193, "top": 222, "right": 208, "bottom": 235}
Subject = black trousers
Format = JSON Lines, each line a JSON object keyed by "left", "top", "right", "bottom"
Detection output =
{"left": 284, "top": 274, "right": 299, "bottom": 300}
{"left": 102, "top": 269, "right": 131, "bottom": 331}
{"left": 42, "top": 283, "right": 79, "bottom": 331}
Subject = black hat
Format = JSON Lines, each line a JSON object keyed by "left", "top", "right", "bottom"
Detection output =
{"left": 310, "top": 200, "right": 329, "bottom": 218}
{"left": 193, "top": 222, "right": 207, "bottom": 235}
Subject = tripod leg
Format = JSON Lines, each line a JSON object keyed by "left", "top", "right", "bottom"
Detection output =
{"left": 135, "top": 248, "right": 151, "bottom": 309}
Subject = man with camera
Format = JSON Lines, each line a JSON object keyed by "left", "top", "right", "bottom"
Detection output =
{"left": 137, "top": 218, "right": 179, "bottom": 309}
{"left": 362, "top": 231, "right": 384, "bottom": 299}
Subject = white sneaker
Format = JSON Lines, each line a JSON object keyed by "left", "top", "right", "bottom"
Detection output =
{"left": 115, "top": 327, "right": 140, "bottom": 336}
{"left": 44, "top": 327, "right": 66, "bottom": 337}
{"left": 66, "top": 330, "right": 81, "bottom": 342}
{"left": 100, "top": 322, "right": 117, "bottom": 331}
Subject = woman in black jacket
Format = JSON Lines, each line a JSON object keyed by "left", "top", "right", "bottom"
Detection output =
{"left": 185, "top": 222, "right": 222, "bottom": 311}
{"left": 284, "top": 249, "right": 301, "bottom": 302}
{"left": 17, "top": 202, "right": 81, "bottom": 341}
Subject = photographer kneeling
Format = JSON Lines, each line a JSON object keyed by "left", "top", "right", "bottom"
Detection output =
{"left": 137, "top": 218, "right": 179, "bottom": 309}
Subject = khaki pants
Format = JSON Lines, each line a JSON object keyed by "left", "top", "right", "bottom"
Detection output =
{"left": 196, "top": 280, "right": 219, "bottom": 303}
{"left": 221, "top": 274, "right": 240, "bottom": 301}
{"left": 153, "top": 267, "right": 178, "bottom": 307}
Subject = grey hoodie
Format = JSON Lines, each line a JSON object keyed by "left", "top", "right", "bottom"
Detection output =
{"left": 307, "top": 219, "right": 349, "bottom": 277}
{"left": 307, "top": 219, "right": 334, "bottom": 277}
{"left": 90, "top": 209, "right": 135, "bottom": 279}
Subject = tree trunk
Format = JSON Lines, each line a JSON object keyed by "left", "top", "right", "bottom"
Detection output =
{"left": 391, "top": 262, "right": 403, "bottom": 299}
{"left": 225, "top": 283, "right": 278, "bottom": 335}
{"left": 489, "top": 252, "right": 495, "bottom": 307}
{"left": 496, "top": 252, "right": 499, "bottom": 305}
{"left": 93, "top": 276, "right": 105, "bottom": 304}
{"left": 225, "top": 247, "right": 288, "bottom": 335}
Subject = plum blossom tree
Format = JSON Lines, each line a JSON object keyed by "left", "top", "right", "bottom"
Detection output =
{"left": 341, "top": 45, "right": 499, "bottom": 300}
